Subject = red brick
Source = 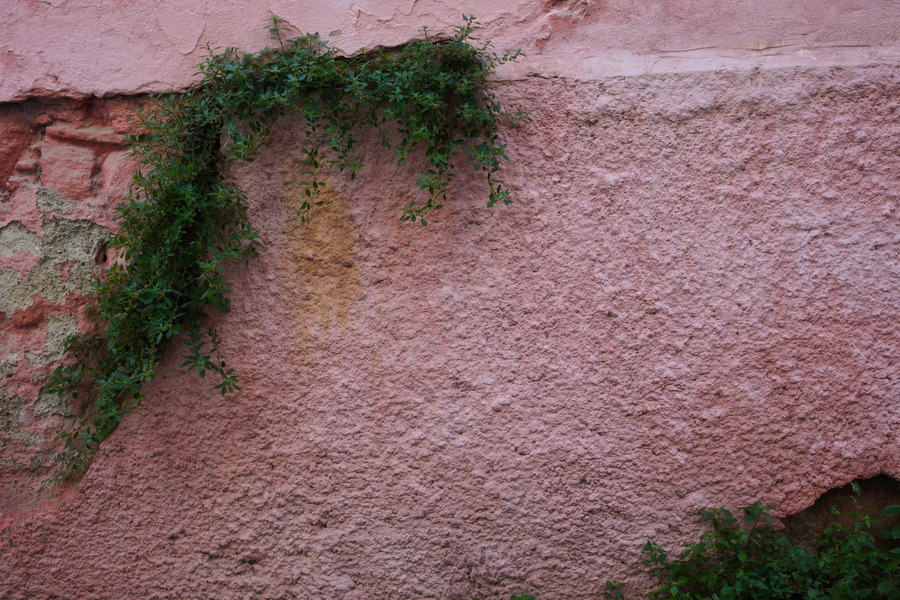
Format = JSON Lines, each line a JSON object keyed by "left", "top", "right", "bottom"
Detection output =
{"left": 45, "top": 124, "right": 124, "bottom": 146}
{"left": 94, "top": 97, "right": 146, "bottom": 135}
{"left": 101, "top": 150, "right": 138, "bottom": 203}
{"left": 0, "top": 110, "right": 31, "bottom": 190}
{"left": 40, "top": 137, "right": 96, "bottom": 200}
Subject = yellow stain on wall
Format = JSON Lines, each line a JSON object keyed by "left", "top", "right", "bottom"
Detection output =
{"left": 280, "top": 163, "right": 364, "bottom": 361}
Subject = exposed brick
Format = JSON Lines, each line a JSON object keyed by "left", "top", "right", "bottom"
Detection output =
{"left": 31, "top": 114, "right": 53, "bottom": 127}
{"left": 12, "top": 144, "right": 39, "bottom": 175}
{"left": 93, "top": 97, "right": 145, "bottom": 134}
{"left": 101, "top": 150, "right": 137, "bottom": 203}
{"left": 0, "top": 109, "right": 32, "bottom": 191}
{"left": 45, "top": 124, "right": 125, "bottom": 146}
{"left": 39, "top": 137, "right": 97, "bottom": 201}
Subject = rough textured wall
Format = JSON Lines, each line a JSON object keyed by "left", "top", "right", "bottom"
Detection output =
{"left": 1, "top": 2, "right": 899, "bottom": 599}
{"left": 0, "top": 99, "right": 138, "bottom": 514}
{"left": 4, "top": 0, "right": 900, "bottom": 100}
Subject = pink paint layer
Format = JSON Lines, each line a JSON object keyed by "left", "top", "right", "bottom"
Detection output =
{"left": 1, "top": 63, "right": 898, "bottom": 598}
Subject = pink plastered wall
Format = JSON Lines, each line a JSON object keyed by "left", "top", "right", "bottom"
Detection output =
{"left": 1, "top": 2, "right": 898, "bottom": 599}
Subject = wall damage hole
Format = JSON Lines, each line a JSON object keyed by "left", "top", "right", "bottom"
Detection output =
{"left": 782, "top": 474, "right": 900, "bottom": 552}
{"left": 94, "top": 242, "right": 108, "bottom": 266}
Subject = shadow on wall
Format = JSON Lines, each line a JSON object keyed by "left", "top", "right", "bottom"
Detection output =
{"left": 783, "top": 474, "right": 900, "bottom": 551}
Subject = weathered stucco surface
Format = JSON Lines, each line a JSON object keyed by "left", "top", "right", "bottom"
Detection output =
{"left": 2, "top": 0, "right": 900, "bottom": 101}
{"left": 1, "top": 1, "right": 899, "bottom": 599}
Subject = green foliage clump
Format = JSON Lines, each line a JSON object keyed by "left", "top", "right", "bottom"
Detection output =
{"left": 608, "top": 495, "right": 899, "bottom": 599}
{"left": 49, "top": 16, "right": 526, "bottom": 465}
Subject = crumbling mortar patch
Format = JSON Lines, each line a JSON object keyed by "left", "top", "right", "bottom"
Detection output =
{"left": 0, "top": 221, "right": 40, "bottom": 256}
{"left": 24, "top": 314, "right": 77, "bottom": 367}
{"left": 0, "top": 386, "right": 24, "bottom": 432}
{"left": 0, "top": 218, "right": 109, "bottom": 315}
{"left": 0, "top": 355, "right": 19, "bottom": 381}
{"left": 35, "top": 187, "right": 74, "bottom": 213}
{"left": 0, "top": 457, "right": 26, "bottom": 471}
{"left": 33, "top": 384, "right": 74, "bottom": 418}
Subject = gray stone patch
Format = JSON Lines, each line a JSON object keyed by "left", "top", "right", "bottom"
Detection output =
{"left": 0, "top": 219, "right": 109, "bottom": 316}
{"left": 0, "top": 261, "right": 68, "bottom": 314}
{"left": 63, "top": 260, "right": 103, "bottom": 295}
{"left": 36, "top": 187, "right": 75, "bottom": 214}
{"left": 0, "top": 457, "right": 26, "bottom": 471}
{"left": 41, "top": 218, "right": 109, "bottom": 263}
{"left": 0, "top": 269, "right": 22, "bottom": 314}
{"left": 0, "top": 387, "right": 24, "bottom": 432}
{"left": 33, "top": 386, "right": 74, "bottom": 418}
{"left": 25, "top": 315, "right": 78, "bottom": 366}
{"left": 0, "top": 354, "right": 19, "bottom": 380}
{"left": 0, "top": 431, "right": 44, "bottom": 453}
{"left": 0, "top": 221, "right": 41, "bottom": 256}
{"left": 44, "top": 314, "right": 78, "bottom": 357}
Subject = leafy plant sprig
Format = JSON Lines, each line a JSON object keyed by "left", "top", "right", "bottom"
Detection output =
{"left": 606, "top": 495, "right": 899, "bottom": 599}
{"left": 49, "top": 16, "right": 527, "bottom": 467}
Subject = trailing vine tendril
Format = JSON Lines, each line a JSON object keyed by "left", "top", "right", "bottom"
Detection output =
{"left": 48, "top": 16, "right": 526, "bottom": 471}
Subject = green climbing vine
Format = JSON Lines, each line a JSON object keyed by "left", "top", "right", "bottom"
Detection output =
{"left": 49, "top": 16, "right": 527, "bottom": 467}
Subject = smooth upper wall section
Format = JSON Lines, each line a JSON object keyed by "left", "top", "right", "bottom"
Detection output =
{"left": 3, "top": 0, "right": 900, "bottom": 101}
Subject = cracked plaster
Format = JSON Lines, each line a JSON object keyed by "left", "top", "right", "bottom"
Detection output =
{"left": 2, "top": 1, "right": 900, "bottom": 101}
